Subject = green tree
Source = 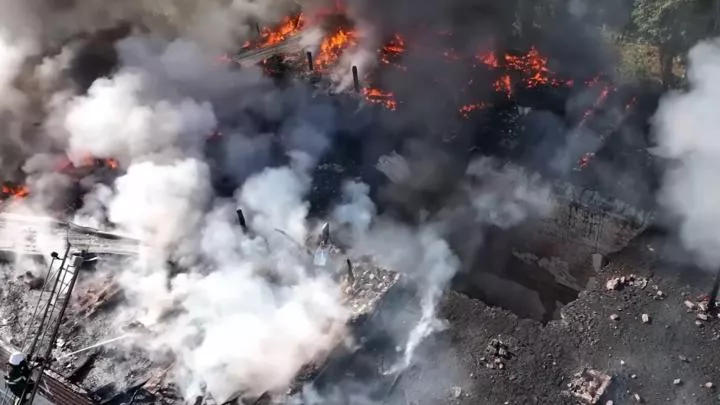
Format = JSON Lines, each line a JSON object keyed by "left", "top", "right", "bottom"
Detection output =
{"left": 631, "top": 0, "right": 714, "bottom": 86}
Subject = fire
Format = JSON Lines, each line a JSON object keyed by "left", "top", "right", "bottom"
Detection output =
{"left": 576, "top": 152, "right": 595, "bottom": 170}
{"left": 503, "top": 47, "right": 555, "bottom": 87}
{"left": 475, "top": 51, "right": 498, "bottom": 68}
{"left": 380, "top": 34, "right": 406, "bottom": 69}
{"left": 493, "top": 75, "right": 512, "bottom": 97}
{"left": 580, "top": 85, "right": 613, "bottom": 125}
{"left": 362, "top": 88, "right": 397, "bottom": 111}
{"left": 1, "top": 183, "right": 29, "bottom": 199}
{"left": 315, "top": 29, "right": 358, "bottom": 69}
{"left": 104, "top": 159, "right": 119, "bottom": 170}
{"left": 459, "top": 102, "right": 490, "bottom": 119}
{"left": 56, "top": 155, "right": 119, "bottom": 173}
{"left": 258, "top": 14, "right": 305, "bottom": 48}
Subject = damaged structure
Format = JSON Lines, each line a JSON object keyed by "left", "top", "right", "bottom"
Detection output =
{"left": 0, "top": 1, "right": 717, "bottom": 404}
{"left": 0, "top": 218, "right": 403, "bottom": 404}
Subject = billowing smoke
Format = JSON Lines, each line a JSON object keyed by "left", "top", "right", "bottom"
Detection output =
{"left": 330, "top": 157, "right": 553, "bottom": 377}
{"left": 654, "top": 39, "right": 720, "bottom": 269}
{"left": 0, "top": 0, "right": 573, "bottom": 402}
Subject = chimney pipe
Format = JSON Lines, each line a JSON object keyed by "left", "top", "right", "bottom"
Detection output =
{"left": 346, "top": 259, "right": 355, "bottom": 284}
{"left": 236, "top": 209, "right": 247, "bottom": 232}
{"left": 320, "top": 222, "right": 330, "bottom": 245}
{"left": 709, "top": 267, "right": 720, "bottom": 309}
{"left": 307, "top": 51, "right": 314, "bottom": 71}
{"left": 352, "top": 66, "right": 360, "bottom": 92}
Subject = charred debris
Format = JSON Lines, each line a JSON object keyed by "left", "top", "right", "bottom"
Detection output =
{"left": 0, "top": 209, "right": 404, "bottom": 405}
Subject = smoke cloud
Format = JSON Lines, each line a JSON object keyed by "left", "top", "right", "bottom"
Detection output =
{"left": 0, "top": 0, "right": 575, "bottom": 403}
{"left": 654, "top": 39, "right": 720, "bottom": 268}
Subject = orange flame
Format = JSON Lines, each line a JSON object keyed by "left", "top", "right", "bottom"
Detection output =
{"left": 577, "top": 152, "right": 595, "bottom": 170}
{"left": 258, "top": 14, "right": 305, "bottom": 48}
{"left": 493, "top": 75, "right": 512, "bottom": 97}
{"left": 459, "top": 102, "right": 490, "bottom": 119}
{"left": 2, "top": 184, "right": 29, "bottom": 199}
{"left": 380, "top": 34, "right": 406, "bottom": 66}
{"left": 315, "top": 29, "right": 358, "bottom": 69}
{"left": 475, "top": 51, "right": 498, "bottom": 68}
{"left": 104, "top": 159, "right": 119, "bottom": 170}
{"left": 580, "top": 85, "right": 613, "bottom": 125}
{"left": 362, "top": 88, "right": 397, "bottom": 111}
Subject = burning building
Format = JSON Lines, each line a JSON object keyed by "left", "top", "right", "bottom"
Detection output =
{"left": 0, "top": 0, "right": 669, "bottom": 404}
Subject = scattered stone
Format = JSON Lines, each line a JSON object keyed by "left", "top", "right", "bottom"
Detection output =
{"left": 673, "top": 379, "right": 682, "bottom": 386}
{"left": 633, "top": 393, "right": 642, "bottom": 403}
{"left": 697, "top": 313, "right": 709, "bottom": 321}
{"left": 684, "top": 300, "right": 697, "bottom": 310}
{"left": 605, "top": 275, "right": 648, "bottom": 291}
{"left": 699, "top": 301, "right": 710, "bottom": 312}
{"left": 609, "top": 314, "right": 620, "bottom": 321}
{"left": 695, "top": 320, "right": 704, "bottom": 327}
{"left": 705, "top": 382, "right": 714, "bottom": 389}
{"left": 450, "top": 386, "right": 462, "bottom": 399}
{"left": 641, "top": 314, "right": 651, "bottom": 324}
{"left": 678, "top": 355, "right": 690, "bottom": 363}
{"left": 486, "top": 339, "right": 512, "bottom": 360}
{"left": 656, "top": 290, "right": 665, "bottom": 298}
{"left": 568, "top": 368, "right": 612, "bottom": 404}
{"left": 606, "top": 401, "right": 613, "bottom": 405}
{"left": 631, "top": 374, "right": 637, "bottom": 379}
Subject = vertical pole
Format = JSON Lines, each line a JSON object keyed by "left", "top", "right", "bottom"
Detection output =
{"left": 709, "top": 267, "right": 720, "bottom": 309}
{"left": 306, "top": 51, "right": 314, "bottom": 71}
{"left": 236, "top": 209, "right": 247, "bottom": 232}
{"left": 255, "top": 23, "right": 261, "bottom": 36}
{"left": 352, "top": 66, "right": 360, "bottom": 93}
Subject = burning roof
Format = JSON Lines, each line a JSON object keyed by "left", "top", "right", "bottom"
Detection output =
{"left": 222, "top": 4, "right": 639, "bottom": 176}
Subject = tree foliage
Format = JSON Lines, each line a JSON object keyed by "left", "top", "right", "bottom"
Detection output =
{"left": 631, "top": 0, "right": 712, "bottom": 52}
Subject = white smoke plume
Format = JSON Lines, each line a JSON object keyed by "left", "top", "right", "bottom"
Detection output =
{"left": 0, "top": 0, "right": 557, "bottom": 403}
{"left": 654, "top": 39, "right": 720, "bottom": 268}
{"left": 51, "top": 38, "right": 350, "bottom": 402}
{"left": 331, "top": 156, "right": 553, "bottom": 376}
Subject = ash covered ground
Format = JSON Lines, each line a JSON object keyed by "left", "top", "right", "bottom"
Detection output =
{"left": 0, "top": 0, "right": 718, "bottom": 404}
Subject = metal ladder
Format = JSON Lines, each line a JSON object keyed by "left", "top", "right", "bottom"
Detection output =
{"left": 0, "top": 241, "right": 87, "bottom": 405}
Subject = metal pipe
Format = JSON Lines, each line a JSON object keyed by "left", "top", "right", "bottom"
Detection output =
{"left": 346, "top": 259, "right": 355, "bottom": 284}
{"left": 26, "top": 251, "right": 85, "bottom": 405}
{"left": 236, "top": 209, "right": 247, "bottom": 232}
{"left": 307, "top": 51, "right": 314, "bottom": 71}
{"left": 352, "top": 66, "right": 360, "bottom": 92}
{"left": 709, "top": 267, "right": 720, "bottom": 309}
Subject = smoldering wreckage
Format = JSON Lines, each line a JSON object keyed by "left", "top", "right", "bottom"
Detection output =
{"left": 0, "top": 0, "right": 718, "bottom": 404}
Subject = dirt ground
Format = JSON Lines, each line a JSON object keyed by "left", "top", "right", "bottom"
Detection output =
{"left": 398, "top": 232, "right": 720, "bottom": 405}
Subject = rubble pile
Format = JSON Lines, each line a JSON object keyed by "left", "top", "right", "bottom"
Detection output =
{"left": 482, "top": 338, "right": 513, "bottom": 370}
{"left": 567, "top": 368, "right": 612, "bottom": 404}
{"left": 605, "top": 274, "right": 648, "bottom": 291}
{"left": 341, "top": 259, "right": 401, "bottom": 317}
{"left": 682, "top": 295, "right": 718, "bottom": 325}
